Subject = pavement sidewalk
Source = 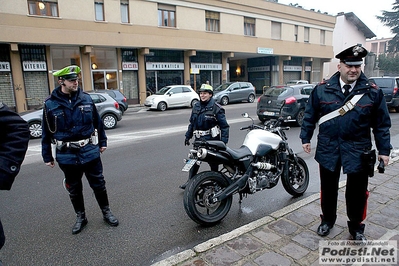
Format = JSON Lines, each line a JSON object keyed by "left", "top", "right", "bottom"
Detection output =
{"left": 153, "top": 158, "right": 399, "bottom": 266}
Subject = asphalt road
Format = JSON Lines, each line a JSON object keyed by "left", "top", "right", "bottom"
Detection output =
{"left": 1, "top": 102, "right": 398, "bottom": 266}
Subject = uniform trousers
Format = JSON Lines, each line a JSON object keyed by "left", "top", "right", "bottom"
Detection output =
{"left": 59, "top": 157, "right": 106, "bottom": 195}
{"left": 319, "top": 162, "right": 369, "bottom": 234}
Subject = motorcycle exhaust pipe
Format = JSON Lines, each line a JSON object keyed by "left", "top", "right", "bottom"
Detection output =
{"left": 197, "top": 148, "right": 231, "bottom": 165}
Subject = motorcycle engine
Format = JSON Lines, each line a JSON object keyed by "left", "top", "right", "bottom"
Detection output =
{"left": 256, "top": 169, "right": 278, "bottom": 190}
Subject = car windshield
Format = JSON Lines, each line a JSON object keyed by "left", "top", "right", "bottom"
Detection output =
{"left": 214, "top": 83, "right": 232, "bottom": 91}
{"left": 155, "top": 86, "right": 171, "bottom": 95}
{"left": 264, "top": 87, "right": 291, "bottom": 97}
{"left": 370, "top": 79, "right": 393, "bottom": 88}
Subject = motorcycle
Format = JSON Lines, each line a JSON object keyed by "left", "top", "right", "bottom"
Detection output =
{"left": 182, "top": 113, "right": 309, "bottom": 226}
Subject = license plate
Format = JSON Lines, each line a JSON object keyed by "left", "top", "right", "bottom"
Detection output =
{"left": 263, "top": 111, "right": 276, "bottom": 116}
{"left": 182, "top": 159, "right": 197, "bottom": 172}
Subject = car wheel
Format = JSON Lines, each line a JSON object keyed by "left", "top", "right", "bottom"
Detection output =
{"left": 191, "top": 99, "right": 199, "bottom": 107}
{"left": 28, "top": 121, "right": 42, "bottom": 138}
{"left": 102, "top": 113, "right": 117, "bottom": 129}
{"left": 157, "top": 102, "right": 167, "bottom": 111}
{"left": 221, "top": 96, "right": 229, "bottom": 105}
{"left": 296, "top": 109, "right": 305, "bottom": 126}
{"left": 248, "top": 94, "right": 255, "bottom": 103}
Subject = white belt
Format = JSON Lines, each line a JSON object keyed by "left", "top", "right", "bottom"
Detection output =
{"left": 193, "top": 129, "right": 210, "bottom": 138}
{"left": 56, "top": 138, "right": 91, "bottom": 148}
{"left": 318, "top": 94, "right": 364, "bottom": 125}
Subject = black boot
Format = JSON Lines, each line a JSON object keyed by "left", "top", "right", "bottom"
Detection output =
{"left": 94, "top": 190, "right": 119, "bottom": 227}
{"left": 72, "top": 212, "right": 88, "bottom": 234}
{"left": 70, "top": 194, "right": 88, "bottom": 234}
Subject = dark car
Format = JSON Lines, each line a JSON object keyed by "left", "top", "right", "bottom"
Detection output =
{"left": 92, "top": 89, "right": 128, "bottom": 114}
{"left": 369, "top": 77, "right": 399, "bottom": 112}
{"left": 213, "top": 82, "right": 256, "bottom": 105}
{"left": 257, "top": 84, "right": 315, "bottom": 126}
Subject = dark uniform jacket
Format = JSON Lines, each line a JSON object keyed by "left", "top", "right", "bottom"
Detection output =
{"left": 0, "top": 103, "right": 30, "bottom": 190}
{"left": 41, "top": 87, "right": 106, "bottom": 165}
{"left": 185, "top": 98, "right": 229, "bottom": 143}
{"left": 300, "top": 71, "right": 391, "bottom": 174}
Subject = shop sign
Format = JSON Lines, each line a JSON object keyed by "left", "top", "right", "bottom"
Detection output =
{"left": 191, "top": 63, "right": 222, "bottom": 70}
{"left": 122, "top": 62, "right": 138, "bottom": 70}
{"left": 305, "top": 66, "right": 312, "bottom": 72}
{"left": 283, "top": 65, "right": 302, "bottom": 71}
{"left": 248, "top": 66, "right": 270, "bottom": 72}
{"left": 257, "top": 47, "right": 273, "bottom": 54}
{"left": 23, "top": 61, "right": 47, "bottom": 71}
{"left": 0, "top": 62, "right": 11, "bottom": 71}
{"left": 146, "top": 62, "right": 184, "bottom": 70}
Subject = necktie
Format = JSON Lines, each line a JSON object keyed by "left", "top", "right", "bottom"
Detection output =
{"left": 343, "top": 84, "right": 351, "bottom": 97}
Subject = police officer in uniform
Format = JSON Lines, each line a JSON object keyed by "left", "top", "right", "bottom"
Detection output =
{"left": 42, "top": 65, "right": 119, "bottom": 235}
{"left": 0, "top": 103, "right": 29, "bottom": 259}
{"left": 180, "top": 84, "right": 230, "bottom": 189}
{"left": 300, "top": 44, "right": 391, "bottom": 241}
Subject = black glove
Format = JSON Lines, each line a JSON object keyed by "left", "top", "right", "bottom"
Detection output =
{"left": 185, "top": 139, "right": 190, "bottom": 146}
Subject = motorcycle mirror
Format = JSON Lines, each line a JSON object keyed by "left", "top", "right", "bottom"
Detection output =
{"left": 242, "top": 113, "right": 249, "bottom": 118}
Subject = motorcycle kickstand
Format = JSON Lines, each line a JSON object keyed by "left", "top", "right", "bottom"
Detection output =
{"left": 239, "top": 193, "right": 243, "bottom": 204}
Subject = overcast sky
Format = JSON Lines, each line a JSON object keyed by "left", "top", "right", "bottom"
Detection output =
{"left": 277, "top": 0, "right": 395, "bottom": 39}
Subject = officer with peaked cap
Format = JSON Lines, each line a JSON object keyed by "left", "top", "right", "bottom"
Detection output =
{"left": 180, "top": 83, "right": 230, "bottom": 189}
{"left": 42, "top": 65, "right": 119, "bottom": 234}
{"left": 300, "top": 44, "right": 391, "bottom": 242}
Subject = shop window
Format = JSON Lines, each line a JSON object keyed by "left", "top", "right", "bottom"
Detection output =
{"left": 95, "top": 0, "right": 105, "bottom": 21}
{"left": 244, "top": 17, "right": 255, "bottom": 36}
{"left": 20, "top": 44, "right": 46, "bottom": 61}
{"left": 121, "top": 0, "right": 129, "bottom": 23}
{"left": 206, "top": 11, "right": 219, "bottom": 32}
{"left": 158, "top": 4, "right": 175, "bottom": 27}
{"left": 27, "top": 0, "right": 58, "bottom": 17}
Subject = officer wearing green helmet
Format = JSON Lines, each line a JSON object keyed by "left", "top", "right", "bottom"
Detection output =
{"left": 180, "top": 83, "right": 230, "bottom": 189}
{"left": 42, "top": 65, "right": 119, "bottom": 234}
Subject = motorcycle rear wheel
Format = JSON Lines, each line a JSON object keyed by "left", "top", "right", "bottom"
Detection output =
{"left": 183, "top": 171, "right": 232, "bottom": 226}
{"left": 281, "top": 156, "right": 309, "bottom": 197}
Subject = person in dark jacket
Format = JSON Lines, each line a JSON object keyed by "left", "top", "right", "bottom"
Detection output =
{"left": 0, "top": 103, "right": 29, "bottom": 253}
{"left": 300, "top": 44, "right": 391, "bottom": 242}
{"left": 42, "top": 65, "right": 118, "bottom": 235}
{"left": 179, "top": 84, "right": 230, "bottom": 189}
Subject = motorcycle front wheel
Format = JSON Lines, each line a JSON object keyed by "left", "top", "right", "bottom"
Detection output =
{"left": 183, "top": 171, "right": 232, "bottom": 226}
{"left": 281, "top": 156, "right": 309, "bottom": 197}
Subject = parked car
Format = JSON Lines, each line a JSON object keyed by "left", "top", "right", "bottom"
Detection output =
{"left": 22, "top": 92, "right": 122, "bottom": 138}
{"left": 144, "top": 85, "right": 199, "bottom": 111}
{"left": 369, "top": 77, "right": 399, "bottom": 112}
{"left": 286, "top": 80, "right": 309, "bottom": 85}
{"left": 213, "top": 82, "right": 256, "bottom": 105}
{"left": 92, "top": 89, "right": 128, "bottom": 114}
{"left": 257, "top": 83, "right": 315, "bottom": 126}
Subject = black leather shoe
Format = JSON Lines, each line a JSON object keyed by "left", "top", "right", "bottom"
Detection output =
{"left": 317, "top": 223, "right": 333, "bottom": 236}
{"left": 72, "top": 212, "right": 88, "bottom": 235}
{"left": 353, "top": 232, "right": 367, "bottom": 243}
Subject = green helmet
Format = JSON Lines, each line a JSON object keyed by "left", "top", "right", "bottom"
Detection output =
{"left": 198, "top": 84, "right": 213, "bottom": 94}
{"left": 53, "top": 65, "right": 81, "bottom": 80}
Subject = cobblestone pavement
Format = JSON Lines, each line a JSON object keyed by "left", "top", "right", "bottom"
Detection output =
{"left": 153, "top": 158, "right": 399, "bottom": 266}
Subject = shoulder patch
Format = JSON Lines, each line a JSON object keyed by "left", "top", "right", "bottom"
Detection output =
{"left": 370, "top": 82, "right": 378, "bottom": 89}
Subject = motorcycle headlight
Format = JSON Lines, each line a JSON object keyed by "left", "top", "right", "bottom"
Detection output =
{"left": 197, "top": 148, "right": 208, "bottom": 159}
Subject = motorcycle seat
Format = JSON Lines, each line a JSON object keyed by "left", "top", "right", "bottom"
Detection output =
{"left": 204, "top": 140, "right": 227, "bottom": 151}
{"left": 226, "top": 145, "right": 252, "bottom": 160}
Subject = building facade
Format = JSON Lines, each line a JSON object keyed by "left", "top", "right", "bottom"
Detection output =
{"left": 0, "top": 0, "right": 335, "bottom": 112}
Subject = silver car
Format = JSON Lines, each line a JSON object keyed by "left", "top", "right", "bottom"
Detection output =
{"left": 213, "top": 82, "right": 256, "bottom": 105}
{"left": 21, "top": 92, "right": 122, "bottom": 138}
